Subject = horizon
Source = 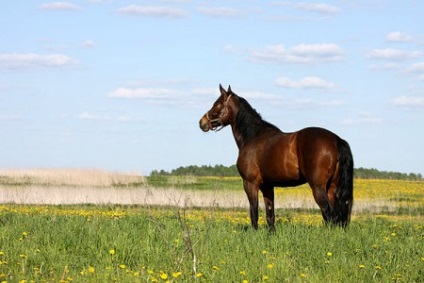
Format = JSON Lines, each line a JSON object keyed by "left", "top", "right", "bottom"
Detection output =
{"left": 1, "top": 1, "right": 423, "bottom": 175}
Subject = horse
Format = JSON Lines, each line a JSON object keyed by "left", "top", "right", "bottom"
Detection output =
{"left": 199, "top": 85, "right": 354, "bottom": 230}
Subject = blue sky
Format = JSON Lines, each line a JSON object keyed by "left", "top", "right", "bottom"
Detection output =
{"left": 1, "top": 1, "right": 423, "bottom": 175}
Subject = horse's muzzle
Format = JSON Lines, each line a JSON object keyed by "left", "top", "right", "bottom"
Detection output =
{"left": 199, "top": 115, "right": 210, "bottom": 132}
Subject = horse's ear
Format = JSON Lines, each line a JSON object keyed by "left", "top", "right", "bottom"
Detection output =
{"left": 219, "top": 84, "right": 227, "bottom": 96}
{"left": 227, "top": 85, "right": 232, "bottom": 93}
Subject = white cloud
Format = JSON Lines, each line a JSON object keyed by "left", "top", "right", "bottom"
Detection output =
{"left": 386, "top": 32, "right": 414, "bottom": 43}
{"left": 249, "top": 43, "right": 343, "bottom": 64}
{"left": 366, "top": 48, "right": 421, "bottom": 60}
{"left": 295, "top": 3, "right": 341, "bottom": 14}
{"left": 406, "top": 62, "right": 424, "bottom": 73}
{"left": 40, "top": 2, "right": 80, "bottom": 11}
{"left": 392, "top": 96, "right": 424, "bottom": 108}
{"left": 197, "top": 6, "right": 247, "bottom": 18}
{"left": 275, "top": 76, "right": 336, "bottom": 89}
{"left": 0, "top": 53, "right": 79, "bottom": 69}
{"left": 341, "top": 113, "right": 383, "bottom": 125}
{"left": 108, "top": 87, "right": 180, "bottom": 99}
{"left": 118, "top": 5, "right": 187, "bottom": 18}
{"left": 272, "top": 2, "right": 341, "bottom": 15}
{"left": 80, "top": 40, "right": 96, "bottom": 48}
{"left": 78, "top": 112, "right": 143, "bottom": 123}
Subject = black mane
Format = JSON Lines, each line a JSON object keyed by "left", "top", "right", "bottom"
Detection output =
{"left": 235, "top": 96, "right": 281, "bottom": 143}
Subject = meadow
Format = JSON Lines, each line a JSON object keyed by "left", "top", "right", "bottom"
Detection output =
{"left": 0, "top": 169, "right": 423, "bottom": 282}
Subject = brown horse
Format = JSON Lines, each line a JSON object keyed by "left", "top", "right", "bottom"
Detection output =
{"left": 199, "top": 85, "right": 354, "bottom": 230}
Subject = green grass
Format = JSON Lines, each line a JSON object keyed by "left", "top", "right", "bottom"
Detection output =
{"left": 0, "top": 205, "right": 423, "bottom": 283}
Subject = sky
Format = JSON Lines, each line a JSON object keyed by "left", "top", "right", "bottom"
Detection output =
{"left": 1, "top": 1, "right": 423, "bottom": 176}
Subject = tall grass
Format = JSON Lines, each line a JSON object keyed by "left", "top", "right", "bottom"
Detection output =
{"left": 0, "top": 205, "right": 422, "bottom": 282}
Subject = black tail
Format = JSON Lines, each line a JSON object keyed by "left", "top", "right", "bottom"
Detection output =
{"left": 332, "top": 137, "right": 354, "bottom": 227}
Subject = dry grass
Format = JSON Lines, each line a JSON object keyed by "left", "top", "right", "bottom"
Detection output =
{"left": 0, "top": 168, "right": 145, "bottom": 187}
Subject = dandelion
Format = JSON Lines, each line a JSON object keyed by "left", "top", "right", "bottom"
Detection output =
{"left": 267, "top": 263, "right": 274, "bottom": 269}
{"left": 88, "top": 266, "right": 95, "bottom": 273}
{"left": 196, "top": 272, "right": 203, "bottom": 278}
{"left": 243, "top": 280, "right": 248, "bottom": 283}
{"left": 172, "top": 271, "right": 182, "bottom": 278}
{"left": 262, "top": 250, "right": 267, "bottom": 255}
{"left": 359, "top": 264, "right": 365, "bottom": 269}
{"left": 19, "top": 254, "right": 27, "bottom": 259}
{"left": 326, "top": 252, "right": 333, "bottom": 257}
{"left": 160, "top": 272, "right": 168, "bottom": 280}
{"left": 148, "top": 270, "right": 154, "bottom": 275}
{"left": 119, "top": 264, "right": 126, "bottom": 269}
{"left": 212, "top": 265, "right": 220, "bottom": 271}
{"left": 300, "top": 273, "right": 307, "bottom": 278}
{"left": 263, "top": 275, "right": 269, "bottom": 281}
{"left": 109, "top": 249, "right": 116, "bottom": 255}
{"left": 239, "top": 270, "right": 246, "bottom": 276}
{"left": 374, "top": 265, "right": 382, "bottom": 270}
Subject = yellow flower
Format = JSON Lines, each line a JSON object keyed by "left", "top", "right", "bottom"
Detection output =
{"left": 243, "top": 280, "right": 248, "bottom": 283}
{"left": 172, "top": 271, "right": 182, "bottom": 278}
{"left": 160, "top": 273, "right": 168, "bottom": 280}
{"left": 374, "top": 265, "right": 382, "bottom": 270}
{"left": 88, "top": 266, "right": 95, "bottom": 273}
{"left": 119, "top": 264, "right": 126, "bottom": 269}
{"left": 239, "top": 270, "right": 246, "bottom": 276}
{"left": 109, "top": 249, "right": 116, "bottom": 255}
{"left": 196, "top": 272, "right": 203, "bottom": 278}
{"left": 262, "top": 250, "right": 267, "bottom": 255}
{"left": 267, "top": 263, "right": 274, "bottom": 269}
{"left": 212, "top": 265, "right": 220, "bottom": 271}
{"left": 263, "top": 275, "right": 269, "bottom": 281}
{"left": 359, "top": 264, "right": 365, "bottom": 269}
{"left": 300, "top": 273, "right": 307, "bottom": 278}
{"left": 326, "top": 252, "right": 333, "bottom": 257}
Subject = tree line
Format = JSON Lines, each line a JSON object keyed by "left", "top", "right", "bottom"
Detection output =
{"left": 151, "top": 165, "right": 423, "bottom": 181}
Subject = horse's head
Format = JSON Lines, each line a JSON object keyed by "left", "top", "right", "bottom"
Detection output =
{"left": 199, "top": 84, "right": 234, "bottom": 132}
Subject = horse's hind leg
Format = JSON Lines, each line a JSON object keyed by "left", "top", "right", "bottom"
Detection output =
{"left": 311, "top": 185, "right": 333, "bottom": 223}
{"left": 260, "top": 185, "right": 275, "bottom": 232}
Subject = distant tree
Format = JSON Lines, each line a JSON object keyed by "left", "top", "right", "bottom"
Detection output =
{"left": 151, "top": 165, "right": 422, "bottom": 180}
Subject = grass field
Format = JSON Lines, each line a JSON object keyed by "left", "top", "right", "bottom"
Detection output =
{"left": 0, "top": 169, "right": 423, "bottom": 282}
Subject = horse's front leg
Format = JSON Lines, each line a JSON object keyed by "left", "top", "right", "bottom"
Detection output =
{"left": 261, "top": 185, "right": 275, "bottom": 232}
{"left": 243, "top": 180, "right": 259, "bottom": 229}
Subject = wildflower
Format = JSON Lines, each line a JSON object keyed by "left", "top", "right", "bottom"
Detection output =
{"left": 243, "top": 280, "right": 248, "bottom": 283}
{"left": 374, "top": 265, "right": 382, "bottom": 270}
{"left": 300, "top": 273, "right": 307, "bottom": 278}
{"left": 148, "top": 269, "right": 154, "bottom": 275}
{"left": 263, "top": 275, "right": 269, "bottom": 281}
{"left": 172, "top": 271, "right": 182, "bottom": 278}
{"left": 359, "top": 264, "right": 365, "bottom": 269}
{"left": 160, "top": 272, "right": 168, "bottom": 280}
{"left": 109, "top": 249, "right": 116, "bottom": 255}
{"left": 196, "top": 272, "right": 203, "bottom": 278}
{"left": 212, "top": 265, "right": 220, "bottom": 271}
{"left": 239, "top": 270, "right": 246, "bottom": 276}
{"left": 88, "top": 266, "right": 95, "bottom": 273}
{"left": 150, "top": 277, "right": 158, "bottom": 283}
{"left": 267, "top": 263, "right": 274, "bottom": 269}
{"left": 19, "top": 254, "right": 27, "bottom": 259}
{"left": 326, "top": 252, "right": 333, "bottom": 257}
{"left": 0, "top": 252, "right": 4, "bottom": 256}
{"left": 22, "top": 232, "right": 28, "bottom": 237}
{"left": 119, "top": 264, "right": 126, "bottom": 269}
{"left": 262, "top": 250, "right": 267, "bottom": 255}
